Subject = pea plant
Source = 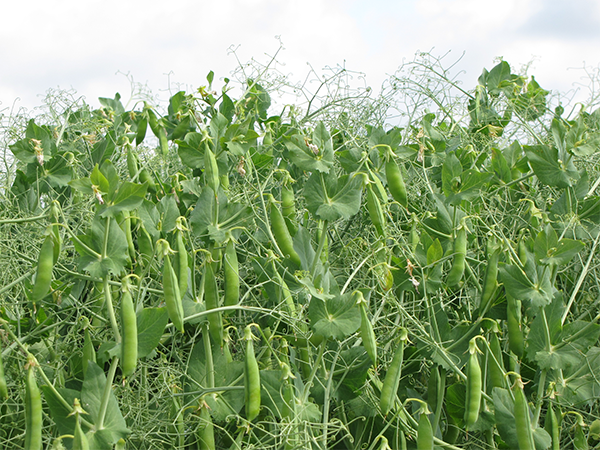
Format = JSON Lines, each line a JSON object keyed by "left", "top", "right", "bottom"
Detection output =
{"left": 1, "top": 55, "right": 600, "bottom": 450}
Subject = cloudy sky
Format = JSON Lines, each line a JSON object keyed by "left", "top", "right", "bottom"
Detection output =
{"left": 1, "top": 0, "right": 600, "bottom": 114}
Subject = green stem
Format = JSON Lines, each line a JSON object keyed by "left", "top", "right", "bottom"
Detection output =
{"left": 103, "top": 277, "right": 121, "bottom": 343}
{"left": 0, "top": 212, "right": 48, "bottom": 224}
{"left": 97, "top": 356, "right": 119, "bottom": 430}
{"left": 302, "top": 340, "right": 327, "bottom": 405}
{"left": 311, "top": 220, "right": 328, "bottom": 276}
{"left": 321, "top": 343, "right": 340, "bottom": 450}
{"left": 203, "top": 324, "right": 215, "bottom": 390}
{"left": 0, "top": 268, "right": 36, "bottom": 296}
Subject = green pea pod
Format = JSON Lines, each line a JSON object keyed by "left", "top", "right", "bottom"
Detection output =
{"left": 544, "top": 404, "right": 560, "bottom": 450}
{"left": 574, "top": 420, "right": 588, "bottom": 450}
{"left": 82, "top": 327, "right": 96, "bottom": 377}
{"left": 366, "top": 183, "right": 386, "bottom": 237}
{"left": 25, "top": 365, "right": 42, "bottom": 450}
{"left": 175, "top": 228, "right": 189, "bottom": 297}
{"left": 356, "top": 292, "right": 377, "bottom": 366}
{"left": 446, "top": 221, "right": 467, "bottom": 287}
{"left": 135, "top": 113, "right": 148, "bottom": 147}
{"left": 269, "top": 197, "right": 301, "bottom": 267}
{"left": 507, "top": 294, "right": 524, "bottom": 358}
{"left": 49, "top": 201, "right": 62, "bottom": 264}
{"left": 386, "top": 156, "right": 408, "bottom": 208}
{"left": 223, "top": 239, "right": 239, "bottom": 308}
{"left": 0, "top": 348, "right": 8, "bottom": 399}
{"left": 204, "top": 261, "right": 223, "bottom": 347}
{"left": 479, "top": 239, "right": 500, "bottom": 315}
{"left": 204, "top": 145, "right": 220, "bottom": 193}
{"left": 380, "top": 328, "right": 408, "bottom": 415}
{"left": 513, "top": 376, "right": 535, "bottom": 450}
{"left": 244, "top": 326, "right": 261, "bottom": 421}
{"left": 163, "top": 255, "right": 184, "bottom": 332}
{"left": 197, "top": 400, "right": 215, "bottom": 450}
{"left": 488, "top": 331, "right": 505, "bottom": 390}
{"left": 417, "top": 412, "right": 434, "bottom": 450}
{"left": 32, "top": 234, "right": 55, "bottom": 302}
{"left": 127, "top": 146, "right": 139, "bottom": 180}
{"left": 120, "top": 281, "right": 138, "bottom": 378}
{"left": 281, "top": 183, "right": 298, "bottom": 235}
{"left": 464, "top": 338, "right": 482, "bottom": 430}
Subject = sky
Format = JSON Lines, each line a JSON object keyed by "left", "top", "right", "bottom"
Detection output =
{"left": 1, "top": 0, "right": 600, "bottom": 116}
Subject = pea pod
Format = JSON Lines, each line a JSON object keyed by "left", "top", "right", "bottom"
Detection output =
{"left": 269, "top": 196, "right": 301, "bottom": 267}
{"left": 479, "top": 238, "right": 500, "bottom": 315}
{"left": 488, "top": 330, "right": 505, "bottom": 390}
{"left": 32, "top": 234, "right": 55, "bottom": 302}
{"left": 127, "top": 146, "right": 139, "bottom": 180}
{"left": 507, "top": 293, "right": 524, "bottom": 358}
{"left": 204, "top": 261, "right": 223, "bottom": 347}
{"left": 380, "top": 328, "right": 408, "bottom": 415}
{"left": 120, "top": 279, "right": 138, "bottom": 378}
{"left": 223, "top": 239, "right": 239, "bottom": 308}
{"left": 574, "top": 416, "right": 588, "bottom": 450}
{"left": 513, "top": 376, "right": 535, "bottom": 450}
{"left": 0, "top": 349, "right": 7, "bottom": 400}
{"left": 366, "top": 182, "right": 386, "bottom": 237}
{"left": 197, "top": 400, "right": 215, "bottom": 450}
{"left": 417, "top": 411, "right": 434, "bottom": 450}
{"left": 175, "top": 222, "right": 189, "bottom": 296}
{"left": 544, "top": 404, "right": 560, "bottom": 450}
{"left": 281, "top": 182, "right": 297, "bottom": 235}
{"left": 464, "top": 337, "right": 482, "bottom": 430}
{"left": 25, "top": 363, "right": 42, "bottom": 450}
{"left": 163, "top": 253, "right": 184, "bottom": 333}
{"left": 356, "top": 291, "right": 377, "bottom": 366}
{"left": 446, "top": 220, "right": 467, "bottom": 287}
{"left": 204, "top": 144, "right": 220, "bottom": 193}
{"left": 385, "top": 155, "right": 408, "bottom": 208}
{"left": 49, "top": 201, "right": 62, "bottom": 264}
{"left": 82, "top": 326, "right": 96, "bottom": 377}
{"left": 244, "top": 325, "right": 261, "bottom": 421}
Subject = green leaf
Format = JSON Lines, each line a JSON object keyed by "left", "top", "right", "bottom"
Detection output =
{"left": 176, "top": 132, "right": 206, "bottom": 169}
{"left": 100, "top": 181, "right": 147, "bottom": 218}
{"left": 137, "top": 307, "right": 168, "bottom": 359}
{"left": 426, "top": 238, "right": 443, "bottom": 265}
{"left": 285, "top": 123, "right": 334, "bottom": 173}
{"left": 491, "top": 147, "right": 512, "bottom": 183}
{"left": 303, "top": 172, "right": 363, "bottom": 222}
{"left": 74, "top": 216, "right": 129, "bottom": 278}
{"left": 442, "top": 153, "right": 463, "bottom": 197}
{"left": 82, "top": 362, "right": 130, "bottom": 443}
{"left": 41, "top": 387, "right": 80, "bottom": 436}
{"left": 499, "top": 263, "right": 554, "bottom": 308}
{"left": 493, "top": 387, "right": 551, "bottom": 450}
{"left": 525, "top": 144, "right": 579, "bottom": 188}
{"left": 308, "top": 293, "right": 361, "bottom": 340}
{"left": 445, "top": 383, "right": 466, "bottom": 427}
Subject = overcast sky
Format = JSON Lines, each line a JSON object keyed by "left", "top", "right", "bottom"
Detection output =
{"left": 2, "top": 0, "right": 600, "bottom": 115}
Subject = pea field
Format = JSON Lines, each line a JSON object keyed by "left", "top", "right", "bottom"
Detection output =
{"left": 1, "top": 54, "right": 600, "bottom": 449}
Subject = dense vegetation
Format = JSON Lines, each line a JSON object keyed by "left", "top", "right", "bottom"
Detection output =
{"left": 1, "top": 53, "right": 600, "bottom": 449}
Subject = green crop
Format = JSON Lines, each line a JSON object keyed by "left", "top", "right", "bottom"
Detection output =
{"left": 1, "top": 50, "right": 600, "bottom": 450}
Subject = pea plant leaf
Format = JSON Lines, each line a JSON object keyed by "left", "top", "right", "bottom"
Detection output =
{"left": 82, "top": 362, "right": 130, "bottom": 443}
{"left": 136, "top": 307, "right": 169, "bottom": 359}
{"left": 499, "top": 263, "right": 554, "bottom": 308}
{"left": 308, "top": 292, "right": 361, "bottom": 340}
{"left": 73, "top": 216, "right": 129, "bottom": 278}
{"left": 493, "top": 387, "right": 551, "bottom": 450}
{"left": 285, "top": 122, "right": 334, "bottom": 173}
{"left": 525, "top": 144, "right": 579, "bottom": 188}
{"left": 303, "top": 171, "right": 363, "bottom": 222}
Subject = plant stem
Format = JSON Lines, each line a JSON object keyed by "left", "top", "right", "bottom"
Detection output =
{"left": 97, "top": 356, "right": 119, "bottom": 430}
